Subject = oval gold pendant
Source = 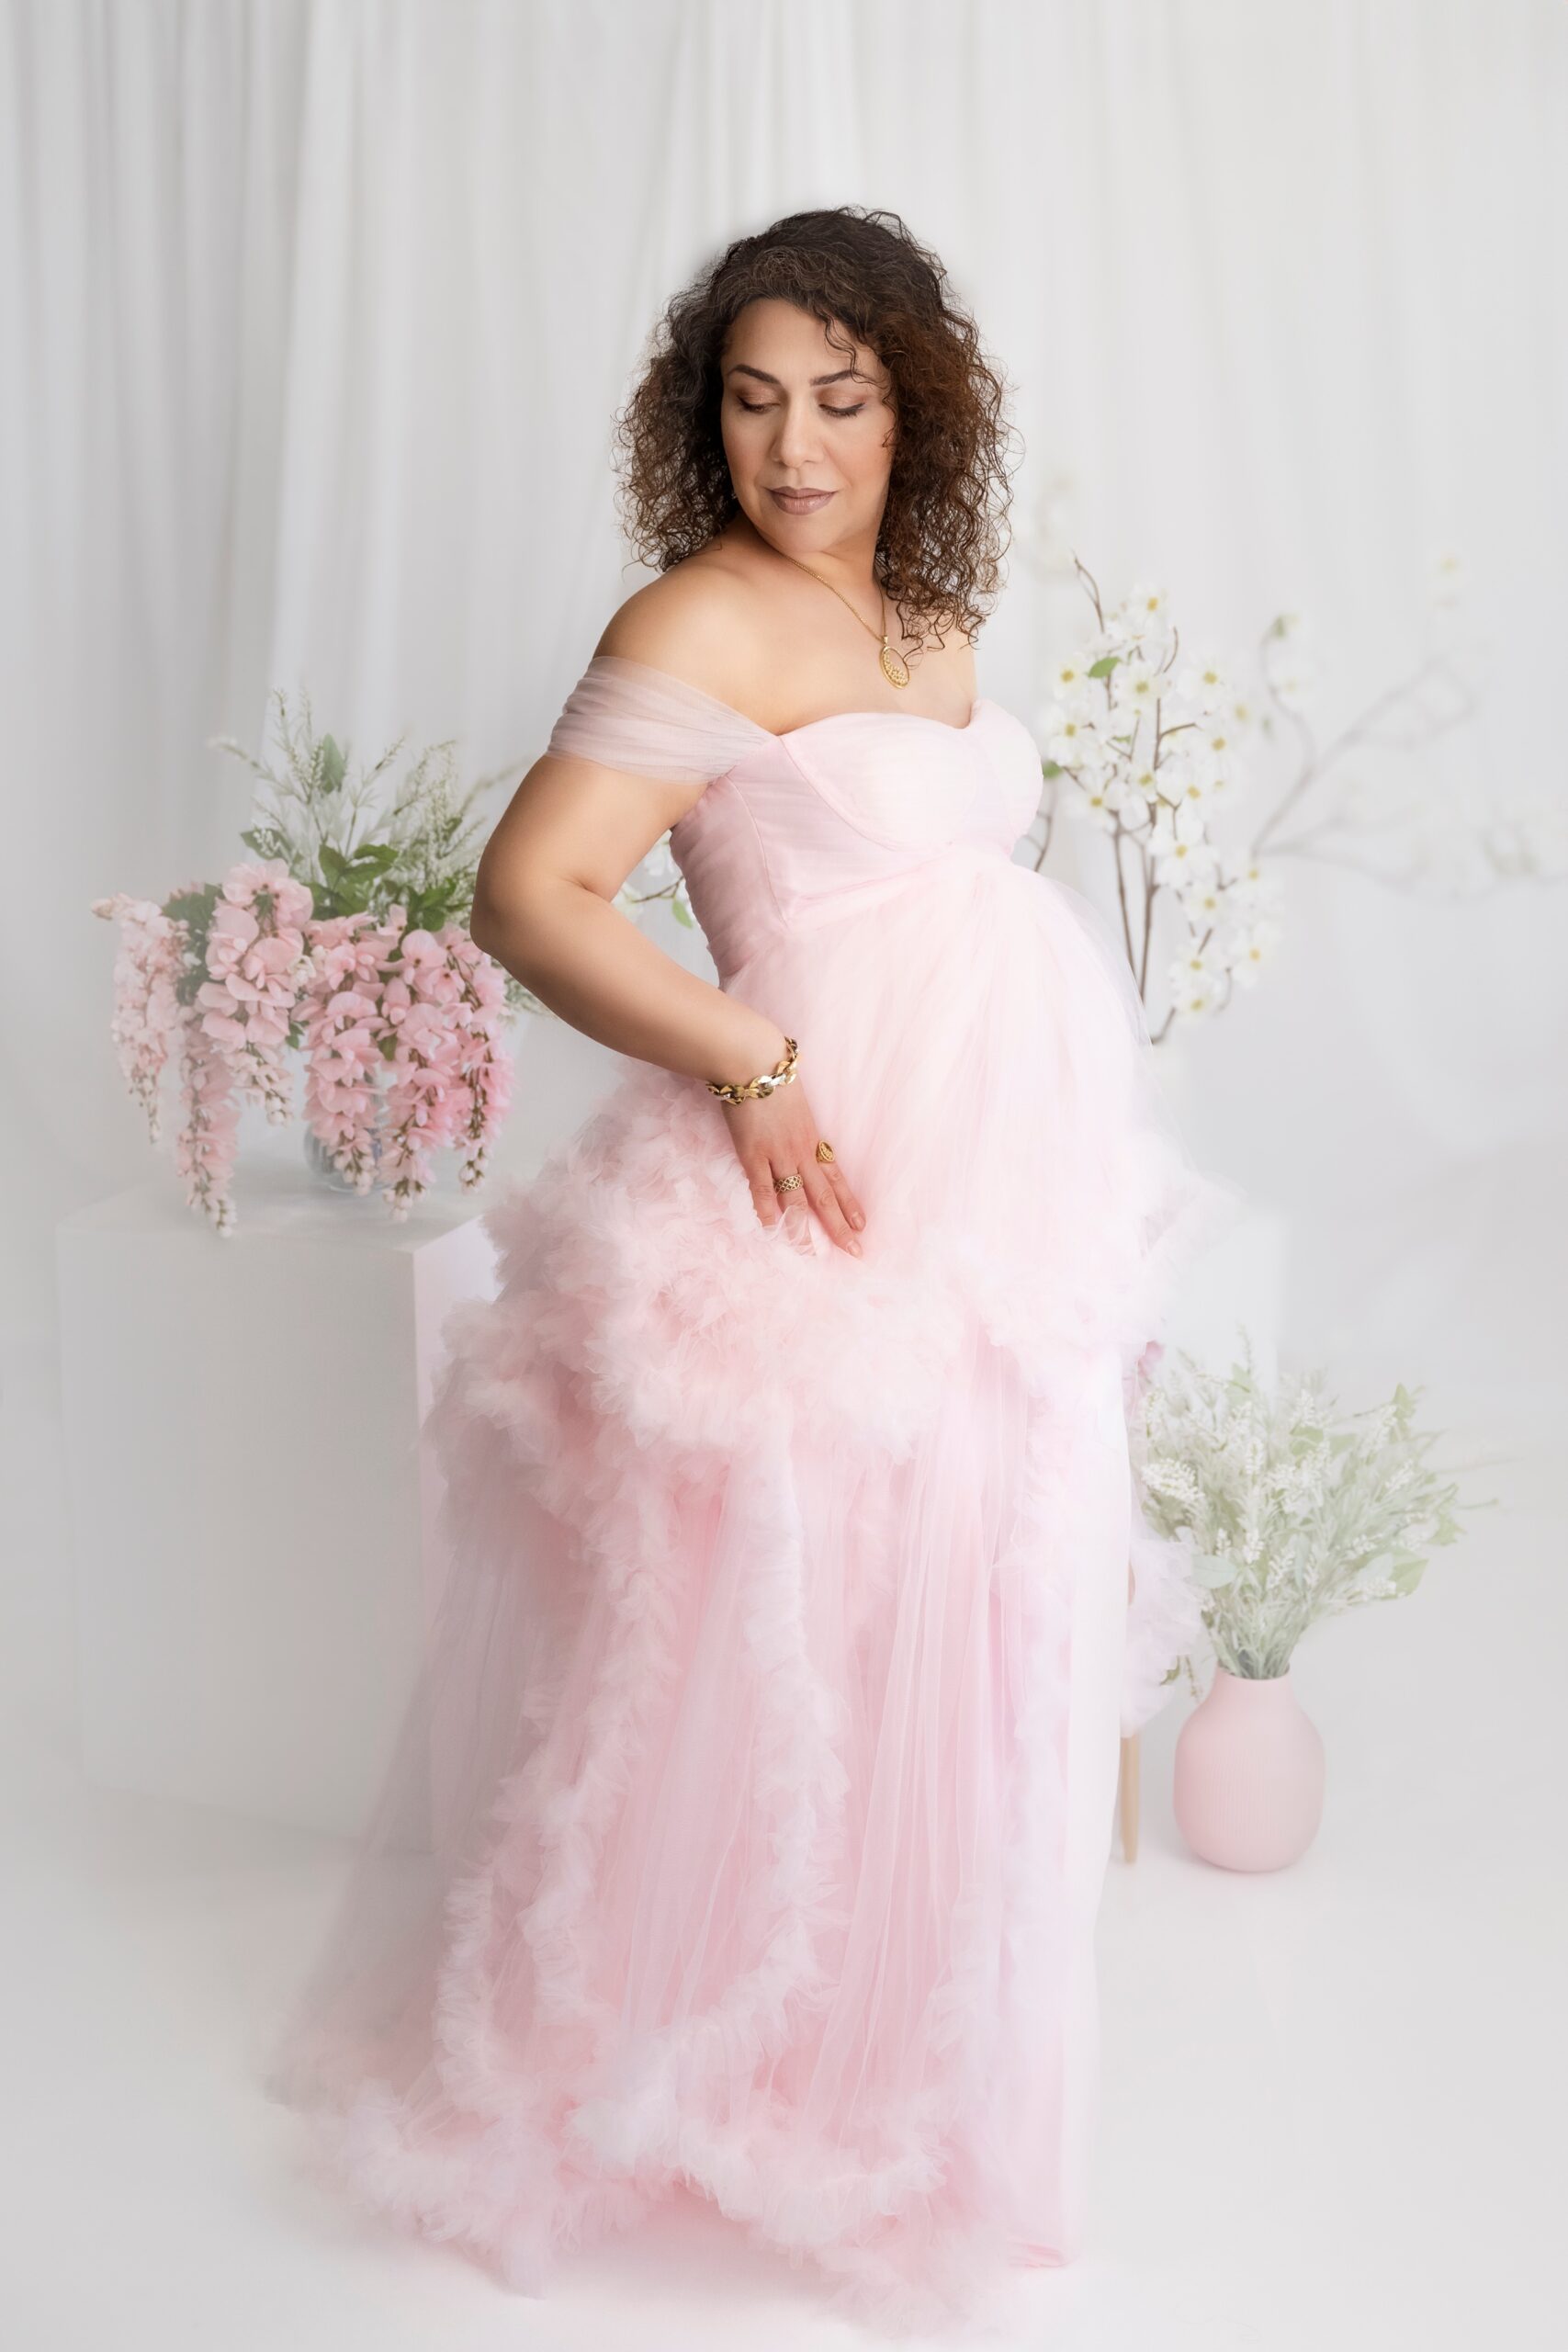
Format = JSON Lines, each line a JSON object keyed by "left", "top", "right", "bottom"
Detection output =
{"left": 879, "top": 643, "right": 910, "bottom": 688}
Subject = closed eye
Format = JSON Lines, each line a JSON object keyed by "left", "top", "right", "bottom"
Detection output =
{"left": 738, "top": 399, "right": 865, "bottom": 417}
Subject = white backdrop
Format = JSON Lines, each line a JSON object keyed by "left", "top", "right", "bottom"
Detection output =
{"left": 4, "top": 0, "right": 1566, "bottom": 1697}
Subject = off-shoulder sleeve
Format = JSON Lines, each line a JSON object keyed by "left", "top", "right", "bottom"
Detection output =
{"left": 543, "top": 652, "right": 770, "bottom": 786}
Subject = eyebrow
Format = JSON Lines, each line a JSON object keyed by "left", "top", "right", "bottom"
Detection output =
{"left": 724, "top": 363, "right": 872, "bottom": 389}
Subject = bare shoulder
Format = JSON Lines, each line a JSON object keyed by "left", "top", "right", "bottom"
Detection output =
{"left": 592, "top": 551, "right": 761, "bottom": 710}
{"left": 592, "top": 550, "right": 976, "bottom": 724}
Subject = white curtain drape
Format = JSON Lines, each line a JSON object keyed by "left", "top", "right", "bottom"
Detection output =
{"left": 5, "top": 0, "right": 1565, "bottom": 1441}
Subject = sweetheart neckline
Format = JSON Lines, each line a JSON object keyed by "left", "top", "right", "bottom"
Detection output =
{"left": 588, "top": 650, "right": 986, "bottom": 741}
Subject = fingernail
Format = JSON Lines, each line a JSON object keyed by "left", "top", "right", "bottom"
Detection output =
{"left": 847, "top": 1238, "right": 862, "bottom": 1256}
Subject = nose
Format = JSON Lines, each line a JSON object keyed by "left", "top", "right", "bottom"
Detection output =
{"left": 773, "top": 395, "right": 826, "bottom": 471}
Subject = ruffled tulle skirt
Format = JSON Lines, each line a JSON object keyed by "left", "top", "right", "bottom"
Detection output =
{"left": 265, "top": 850, "right": 1241, "bottom": 2337}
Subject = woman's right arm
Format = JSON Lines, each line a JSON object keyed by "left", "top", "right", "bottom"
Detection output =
{"left": 468, "top": 638, "right": 865, "bottom": 1252}
{"left": 469, "top": 741, "right": 784, "bottom": 1089}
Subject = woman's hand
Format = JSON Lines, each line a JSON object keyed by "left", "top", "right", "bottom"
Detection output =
{"left": 719, "top": 1081, "right": 866, "bottom": 1256}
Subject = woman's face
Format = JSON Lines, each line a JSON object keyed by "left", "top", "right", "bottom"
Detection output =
{"left": 718, "top": 299, "right": 895, "bottom": 556}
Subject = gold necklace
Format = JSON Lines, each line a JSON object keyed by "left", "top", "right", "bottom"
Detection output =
{"left": 775, "top": 550, "right": 911, "bottom": 688}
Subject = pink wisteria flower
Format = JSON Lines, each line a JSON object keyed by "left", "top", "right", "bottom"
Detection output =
{"left": 95, "top": 863, "right": 514, "bottom": 1233}
{"left": 174, "top": 1012, "right": 243, "bottom": 1236}
{"left": 297, "top": 910, "right": 408, "bottom": 1195}
{"left": 376, "top": 914, "right": 514, "bottom": 1221}
{"left": 197, "top": 860, "right": 314, "bottom": 1124}
{"left": 89, "top": 893, "right": 185, "bottom": 1138}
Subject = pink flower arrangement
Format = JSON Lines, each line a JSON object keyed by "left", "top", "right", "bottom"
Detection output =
{"left": 94, "top": 858, "right": 513, "bottom": 1234}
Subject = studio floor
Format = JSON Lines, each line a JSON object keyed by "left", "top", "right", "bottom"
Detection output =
{"left": 2, "top": 1375, "right": 1558, "bottom": 2351}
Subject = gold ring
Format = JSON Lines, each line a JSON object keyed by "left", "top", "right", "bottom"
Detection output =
{"left": 814, "top": 1138, "right": 836, "bottom": 1163}
{"left": 773, "top": 1171, "right": 804, "bottom": 1193}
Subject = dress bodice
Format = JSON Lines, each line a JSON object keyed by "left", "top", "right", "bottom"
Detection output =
{"left": 545, "top": 653, "right": 1046, "bottom": 981}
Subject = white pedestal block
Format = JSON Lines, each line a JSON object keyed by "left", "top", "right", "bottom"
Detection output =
{"left": 57, "top": 1160, "right": 500, "bottom": 1837}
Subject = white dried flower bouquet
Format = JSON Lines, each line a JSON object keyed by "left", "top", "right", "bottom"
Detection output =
{"left": 1132, "top": 1333, "right": 1492, "bottom": 1684}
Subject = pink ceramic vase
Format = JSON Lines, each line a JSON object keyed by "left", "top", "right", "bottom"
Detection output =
{"left": 1173, "top": 1665, "right": 1325, "bottom": 1871}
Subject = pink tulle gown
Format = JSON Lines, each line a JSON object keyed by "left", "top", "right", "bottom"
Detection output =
{"left": 266, "top": 652, "right": 1240, "bottom": 2337}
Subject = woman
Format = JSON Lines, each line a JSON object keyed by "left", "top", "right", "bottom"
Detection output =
{"left": 268, "top": 206, "right": 1235, "bottom": 2337}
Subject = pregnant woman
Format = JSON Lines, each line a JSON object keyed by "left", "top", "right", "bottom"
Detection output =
{"left": 267, "top": 204, "right": 1235, "bottom": 2337}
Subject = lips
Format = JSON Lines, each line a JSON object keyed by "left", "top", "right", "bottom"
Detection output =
{"left": 769, "top": 487, "right": 833, "bottom": 511}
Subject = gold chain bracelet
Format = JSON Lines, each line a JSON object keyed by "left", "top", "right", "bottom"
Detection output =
{"left": 706, "top": 1035, "right": 800, "bottom": 1102}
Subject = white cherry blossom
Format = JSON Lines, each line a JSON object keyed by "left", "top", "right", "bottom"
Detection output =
{"left": 1110, "top": 656, "right": 1163, "bottom": 720}
{"left": 1042, "top": 705, "right": 1105, "bottom": 770}
{"left": 1148, "top": 800, "right": 1218, "bottom": 885}
{"left": 1165, "top": 940, "right": 1227, "bottom": 1016}
{"left": 1175, "top": 652, "right": 1230, "bottom": 713}
{"left": 1225, "top": 918, "right": 1284, "bottom": 985}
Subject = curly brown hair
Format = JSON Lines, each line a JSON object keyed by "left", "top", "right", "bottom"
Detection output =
{"left": 610, "top": 206, "right": 1021, "bottom": 648}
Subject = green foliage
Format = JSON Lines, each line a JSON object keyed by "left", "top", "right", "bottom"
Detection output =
{"left": 213, "top": 688, "right": 512, "bottom": 932}
{"left": 318, "top": 733, "right": 347, "bottom": 796}
{"left": 160, "top": 881, "right": 220, "bottom": 1005}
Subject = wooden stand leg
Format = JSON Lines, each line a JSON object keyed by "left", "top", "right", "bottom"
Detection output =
{"left": 1118, "top": 1548, "right": 1141, "bottom": 1861}
{"left": 1118, "top": 1732, "right": 1140, "bottom": 1862}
